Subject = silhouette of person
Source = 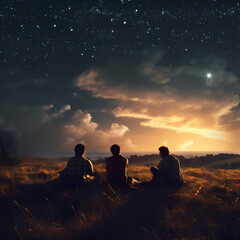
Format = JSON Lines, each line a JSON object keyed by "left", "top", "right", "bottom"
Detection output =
{"left": 150, "top": 146, "right": 184, "bottom": 188}
{"left": 59, "top": 144, "right": 94, "bottom": 187}
{"left": 106, "top": 144, "right": 131, "bottom": 190}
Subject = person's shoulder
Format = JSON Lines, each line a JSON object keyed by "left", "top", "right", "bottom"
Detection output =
{"left": 163, "top": 155, "right": 176, "bottom": 162}
{"left": 106, "top": 156, "right": 113, "bottom": 162}
{"left": 119, "top": 154, "right": 128, "bottom": 161}
{"left": 168, "top": 155, "right": 180, "bottom": 164}
{"left": 68, "top": 157, "right": 75, "bottom": 162}
{"left": 83, "top": 156, "right": 92, "bottom": 164}
{"left": 172, "top": 155, "right": 179, "bottom": 160}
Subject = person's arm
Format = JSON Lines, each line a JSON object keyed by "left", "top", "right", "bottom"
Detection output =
{"left": 124, "top": 157, "right": 128, "bottom": 177}
{"left": 175, "top": 158, "right": 184, "bottom": 181}
{"left": 125, "top": 157, "right": 128, "bottom": 168}
{"left": 86, "top": 160, "right": 94, "bottom": 176}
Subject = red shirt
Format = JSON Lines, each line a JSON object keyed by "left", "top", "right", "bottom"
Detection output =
{"left": 106, "top": 154, "right": 128, "bottom": 186}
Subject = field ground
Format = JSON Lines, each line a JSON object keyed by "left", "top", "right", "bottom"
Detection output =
{"left": 0, "top": 157, "right": 240, "bottom": 240}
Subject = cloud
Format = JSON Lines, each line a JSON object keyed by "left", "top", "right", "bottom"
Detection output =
{"left": 75, "top": 70, "right": 146, "bottom": 102}
{"left": 63, "top": 109, "right": 136, "bottom": 152}
{"left": 43, "top": 104, "right": 71, "bottom": 122}
{"left": 219, "top": 104, "right": 240, "bottom": 130}
{"left": 143, "top": 66, "right": 171, "bottom": 84}
{"left": 140, "top": 50, "right": 171, "bottom": 84}
{"left": 41, "top": 104, "right": 54, "bottom": 111}
{"left": 142, "top": 55, "right": 239, "bottom": 92}
{"left": 3, "top": 50, "right": 239, "bottom": 154}
{"left": 141, "top": 119, "right": 224, "bottom": 140}
{"left": 113, "top": 107, "right": 225, "bottom": 139}
{"left": 74, "top": 52, "right": 239, "bottom": 144}
{"left": 179, "top": 140, "right": 194, "bottom": 151}
{"left": 10, "top": 104, "right": 71, "bottom": 131}
{"left": 1, "top": 104, "right": 72, "bottom": 155}
{"left": 63, "top": 110, "right": 98, "bottom": 139}
{"left": 108, "top": 123, "right": 129, "bottom": 137}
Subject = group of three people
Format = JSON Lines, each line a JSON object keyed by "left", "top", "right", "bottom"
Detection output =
{"left": 59, "top": 143, "right": 184, "bottom": 189}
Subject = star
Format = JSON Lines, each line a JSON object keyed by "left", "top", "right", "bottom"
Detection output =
{"left": 206, "top": 73, "right": 212, "bottom": 79}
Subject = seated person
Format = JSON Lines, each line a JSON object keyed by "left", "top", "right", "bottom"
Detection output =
{"left": 106, "top": 144, "right": 131, "bottom": 189}
{"left": 150, "top": 146, "right": 184, "bottom": 188}
{"left": 59, "top": 143, "right": 94, "bottom": 187}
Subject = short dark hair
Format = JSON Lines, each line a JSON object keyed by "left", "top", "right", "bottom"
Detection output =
{"left": 158, "top": 146, "right": 169, "bottom": 157}
{"left": 110, "top": 144, "right": 120, "bottom": 155}
{"left": 75, "top": 144, "right": 85, "bottom": 156}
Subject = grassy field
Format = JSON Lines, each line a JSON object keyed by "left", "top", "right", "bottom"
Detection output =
{"left": 1, "top": 157, "right": 240, "bottom": 240}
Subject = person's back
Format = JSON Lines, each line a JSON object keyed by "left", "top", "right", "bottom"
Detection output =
{"left": 106, "top": 154, "right": 127, "bottom": 186}
{"left": 67, "top": 155, "right": 93, "bottom": 182}
{"left": 158, "top": 154, "right": 183, "bottom": 186}
{"left": 151, "top": 146, "right": 184, "bottom": 188}
{"left": 106, "top": 144, "right": 128, "bottom": 187}
{"left": 60, "top": 143, "right": 94, "bottom": 186}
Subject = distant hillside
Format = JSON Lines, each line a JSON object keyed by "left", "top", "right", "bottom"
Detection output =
{"left": 206, "top": 156, "right": 240, "bottom": 169}
{"left": 125, "top": 153, "right": 240, "bottom": 169}
{"left": 94, "top": 153, "right": 240, "bottom": 170}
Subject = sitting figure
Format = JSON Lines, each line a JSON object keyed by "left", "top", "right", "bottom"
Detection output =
{"left": 106, "top": 144, "right": 131, "bottom": 190}
{"left": 151, "top": 146, "right": 184, "bottom": 188}
{"left": 59, "top": 143, "right": 94, "bottom": 187}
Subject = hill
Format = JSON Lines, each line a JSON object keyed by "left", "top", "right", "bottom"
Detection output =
{"left": 0, "top": 156, "right": 240, "bottom": 239}
{"left": 125, "top": 153, "right": 240, "bottom": 169}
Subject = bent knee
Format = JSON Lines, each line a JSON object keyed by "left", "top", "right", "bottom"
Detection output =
{"left": 150, "top": 166, "right": 159, "bottom": 174}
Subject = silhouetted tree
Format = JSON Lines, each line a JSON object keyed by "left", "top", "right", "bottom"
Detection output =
{"left": 0, "top": 122, "right": 19, "bottom": 163}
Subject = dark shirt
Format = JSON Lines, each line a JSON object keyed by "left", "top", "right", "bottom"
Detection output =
{"left": 67, "top": 156, "right": 93, "bottom": 182}
{"left": 106, "top": 154, "right": 128, "bottom": 186}
{"left": 158, "top": 154, "right": 184, "bottom": 185}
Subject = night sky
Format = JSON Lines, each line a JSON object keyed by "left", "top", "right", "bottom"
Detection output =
{"left": 1, "top": 0, "right": 240, "bottom": 155}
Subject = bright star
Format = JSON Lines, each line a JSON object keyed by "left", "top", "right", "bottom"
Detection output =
{"left": 206, "top": 73, "right": 212, "bottom": 79}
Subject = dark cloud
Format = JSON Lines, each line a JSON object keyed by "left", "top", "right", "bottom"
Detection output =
{"left": 0, "top": 104, "right": 72, "bottom": 155}
{"left": 220, "top": 104, "right": 240, "bottom": 130}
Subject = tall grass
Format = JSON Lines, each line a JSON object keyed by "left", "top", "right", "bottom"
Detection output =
{"left": 0, "top": 158, "right": 240, "bottom": 239}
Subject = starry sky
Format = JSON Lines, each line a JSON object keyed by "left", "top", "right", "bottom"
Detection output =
{"left": 1, "top": 0, "right": 240, "bottom": 155}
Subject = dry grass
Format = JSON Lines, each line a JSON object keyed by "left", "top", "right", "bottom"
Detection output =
{"left": 1, "top": 158, "right": 240, "bottom": 240}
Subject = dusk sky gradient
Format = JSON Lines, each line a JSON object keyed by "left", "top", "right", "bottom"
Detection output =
{"left": 1, "top": 0, "right": 240, "bottom": 155}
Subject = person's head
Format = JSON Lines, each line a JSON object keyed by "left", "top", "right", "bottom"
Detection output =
{"left": 110, "top": 144, "right": 120, "bottom": 156}
{"left": 158, "top": 146, "right": 169, "bottom": 158}
{"left": 74, "top": 143, "right": 86, "bottom": 156}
